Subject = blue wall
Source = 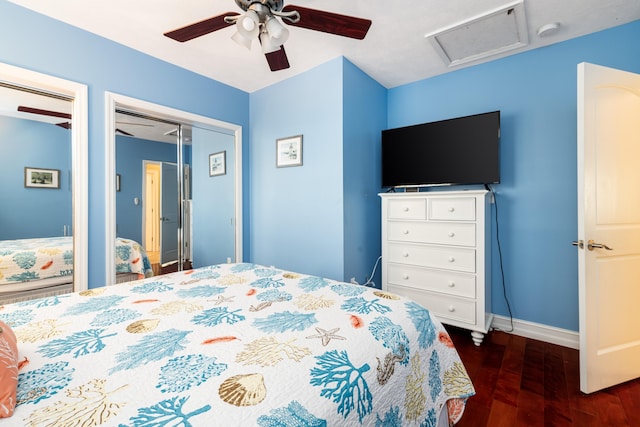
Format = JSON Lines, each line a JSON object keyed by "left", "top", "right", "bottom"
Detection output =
{"left": 249, "top": 60, "right": 345, "bottom": 279}
{"left": 249, "top": 58, "right": 386, "bottom": 283}
{"left": 0, "top": 1, "right": 250, "bottom": 287}
{"left": 191, "top": 128, "right": 236, "bottom": 267}
{"left": 387, "top": 21, "right": 640, "bottom": 331}
{"left": 0, "top": 116, "right": 71, "bottom": 239}
{"left": 342, "top": 60, "right": 387, "bottom": 286}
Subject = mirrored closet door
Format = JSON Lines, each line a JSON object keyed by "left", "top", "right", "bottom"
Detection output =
{"left": 105, "top": 92, "right": 242, "bottom": 285}
{"left": 0, "top": 62, "right": 88, "bottom": 296}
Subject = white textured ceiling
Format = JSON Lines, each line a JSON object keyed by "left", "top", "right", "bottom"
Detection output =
{"left": 7, "top": 0, "right": 640, "bottom": 93}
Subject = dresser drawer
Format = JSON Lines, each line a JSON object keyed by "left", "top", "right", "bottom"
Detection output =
{"left": 386, "top": 263, "right": 476, "bottom": 298}
{"left": 387, "top": 198, "right": 426, "bottom": 220}
{"left": 386, "top": 284, "right": 476, "bottom": 325}
{"left": 428, "top": 197, "right": 476, "bottom": 221}
{"left": 388, "top": 242, "right": 476, "bottom": 272}
{"left": 387, "top": 221, "right": 476, "bottom": 246}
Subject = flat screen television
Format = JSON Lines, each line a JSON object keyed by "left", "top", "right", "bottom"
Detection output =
{"left": 381, "top": 111, "right": 500, "bottom": 188}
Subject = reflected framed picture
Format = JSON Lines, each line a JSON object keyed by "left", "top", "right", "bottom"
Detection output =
{"left": 24, "top": 167, "right": 60, "bottom": 189}
{"left": 209, "top": 151, "right": 226, "bottom": 177}
{"left": 276, "top": 134, "right": 303, "bottom": 168}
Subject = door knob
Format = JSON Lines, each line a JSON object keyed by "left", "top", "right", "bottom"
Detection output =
{"left": 572, "top": 240, "right": 584, "bottom": 249}
{"left": 587, "top": 240, "right": 613, "bottom": 251}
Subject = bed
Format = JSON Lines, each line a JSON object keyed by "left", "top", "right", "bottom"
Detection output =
{"left": 0, "top": 237, "right": 153, "bottom": 303}
{"left": 0, "top": 262, "right": 474, "bottom": 425}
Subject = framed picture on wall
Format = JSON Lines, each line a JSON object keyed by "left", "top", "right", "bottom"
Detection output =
{"left": 276, "top": 135, "right": 303, "bottom": 167}
{"left": 209, "top": 151, "right": 226, "bottom": 177}
{"left": 24, "top": 167, "right": 60, "bottom": 189}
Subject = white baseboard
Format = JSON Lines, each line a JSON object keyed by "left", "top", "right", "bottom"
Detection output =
{"left": 491, "top": 314, "right": 579, "bottom": 350}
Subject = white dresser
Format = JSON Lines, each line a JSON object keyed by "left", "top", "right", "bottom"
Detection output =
{"left": 380, "top": 190, "right": 493, "bottom": 345}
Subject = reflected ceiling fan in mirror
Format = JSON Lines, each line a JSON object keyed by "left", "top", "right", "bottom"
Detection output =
{"left": 17, "top": 105, "right": 72, "bottom": 129}
{"left": 164, "top": 0, "right": 372, "bottom": 71}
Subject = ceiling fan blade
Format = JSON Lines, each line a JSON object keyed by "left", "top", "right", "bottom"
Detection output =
{"left": 116, "top": 128, "right": 134, "bottom": 136}
{"left": 116, "top": 121, "right": 153, "bottom": 127}
{"left": 164, "top": 12, "right": 240, "bottom": 42}
{"left": 56, "top": 122, "right": 72, "bottom": 129}
{"left": 18, "top": 106, "right": 72, "bottom": 120}
{"left": 282, "top": 5, "right": 371, "bottom": 40}
{"left": 265, "top": 46, "right": 290, "bottom": 72}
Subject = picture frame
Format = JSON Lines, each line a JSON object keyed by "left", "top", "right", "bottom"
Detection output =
{"left": 209, "top": 151, "right": 226, "bottom": 177}
{"left": 24, "top": 167, "right": 60, "bottom": 189}
{"left": 116, "top": 174, "right": 121, "bottom": 192}
{"left": 276, "top": 135, "right": 303, "bottom": 168}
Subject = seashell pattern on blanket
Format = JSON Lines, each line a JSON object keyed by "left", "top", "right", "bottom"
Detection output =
{"left": 126, "top": 319, "right": 159, "bottom": 334}
{"left": 218, "top": 373, "right": 267, "bottom": 406}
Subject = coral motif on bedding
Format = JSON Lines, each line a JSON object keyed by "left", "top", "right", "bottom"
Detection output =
{"left": 15, "top": 319, "right": 67, "bottom": 343}
{"left": 24, "top": 379, "right": 128, "bottom": 427}
{"left": 257, "top": 400, "right": 325, "bottom": 426}
{"left": 405, "top": 353, "right": 428, "bottom": 422}
{"left": 129, "top": 395, "right": 211, "bottom": 425}
{"left": 17, "top": 361, "right": 74, "bottom": 405}
{"left": 310, "top": 349, "right": 373, "bottom": 422}
{"left": 2, "top": 263, "right": 474, "bottom": 425}
{"left": 158, "top": 354, "right": 227, "bottom": 393}
{"left": 236, "top": 336, "right": 311, "bottom": 367}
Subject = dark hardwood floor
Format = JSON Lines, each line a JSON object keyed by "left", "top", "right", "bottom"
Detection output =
{"left": 447, "top": 325, "right": 640, "bottom": 426}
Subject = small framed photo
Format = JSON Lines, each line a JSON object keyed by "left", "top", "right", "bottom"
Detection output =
{"left": 24, "top": 167, "right": 60, "bottom": 189}
{"left": 209, "top": 151, "right": 226, "bottom": 177}
{"left": 116, "top": 174, "right": 121, "bottom": 192}
{"left": 276, "top": 135, "right": 303, "bottom": 168}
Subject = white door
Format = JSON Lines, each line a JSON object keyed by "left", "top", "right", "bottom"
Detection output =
{"left": 577, "top": 62, "right": 640, "bottom": 393}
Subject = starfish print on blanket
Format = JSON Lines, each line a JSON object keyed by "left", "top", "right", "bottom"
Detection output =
{"left": 306, "top": 327, "right": 346, "bottom": 346}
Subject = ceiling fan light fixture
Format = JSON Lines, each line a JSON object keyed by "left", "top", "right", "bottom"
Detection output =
{"left": 265, "top": 16, "right": 289, "bottom": 44}
{"left": 231, "top": 30, "right": 253, "bottom": 50}
{"left": 236, "top": 10, "right": 259, "bottom": 35}
{"left": 259, "top": 30, "right": 280, "bottom": 54}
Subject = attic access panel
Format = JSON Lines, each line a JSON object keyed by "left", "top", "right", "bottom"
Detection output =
{"left": 425, "top": 0, "right": 528, "bottom": 67}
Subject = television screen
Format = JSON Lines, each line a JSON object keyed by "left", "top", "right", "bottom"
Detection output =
{"left": 381, "top": 111, "right": 500, "bottom": 188}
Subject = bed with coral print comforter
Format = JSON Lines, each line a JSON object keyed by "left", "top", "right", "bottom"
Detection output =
{"left": 1, "top": 263, "right": 474, "bottom": 426}
{"left": 0, "top": 237, "right": 153, "bottom": 287}
{"left": 0, "top": 237, "right": 73, "bottom": 286}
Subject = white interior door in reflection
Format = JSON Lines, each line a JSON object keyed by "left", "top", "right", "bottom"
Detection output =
{"left": 160, "top": 162, "right": 178, "bottom": 265}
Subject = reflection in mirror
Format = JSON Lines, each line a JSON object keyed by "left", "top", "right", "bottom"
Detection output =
{"left": 106, "top": 92, "right": 242, "bottom": 285}
{"left": 115, "top": 110, "right": 181, "bottom": 280}
{"left": 0, "top": 64, "right": 88, "bottom": 302}
{"left": 116, "top": 117, "right": 236, "bottom": 276}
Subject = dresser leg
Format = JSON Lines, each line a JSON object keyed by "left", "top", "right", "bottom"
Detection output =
{"left": 470, "top": 331, "right": 485, "bottom": 346}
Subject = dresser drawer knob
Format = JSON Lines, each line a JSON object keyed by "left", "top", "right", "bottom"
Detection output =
{"left": 402, "top": 274, "right": 409, "bottom": 280}
{"left": 448, "top": 232, "right": 455, "bottom": 237}
{"left": 448, "top": 207, "right": 455, "bottom": 212}
{"left": 402, "top": 252, "right": 409, "bottom": 258}
{"left": 403, "top": 207, "right": 409, "bottom": 212}
{"left": 448, "top": 281, "right": 455, "bottom": 288}
{"left": 403, "top": 229, "right": 409, "bottom": 235}
{"left": 448, "top": 257, "right": 455, "bottom": 262}
{"left": 448, "top": 306, "right": 456, "bottom": 312}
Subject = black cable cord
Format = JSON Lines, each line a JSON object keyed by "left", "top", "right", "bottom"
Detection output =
{"left": 486, "top": 184, "right": 514, "bottom": 332}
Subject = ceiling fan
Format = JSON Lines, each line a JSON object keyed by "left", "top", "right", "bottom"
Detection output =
{"left": 164, "top": 0, "right": 372, "bottom": 71}
{"left": 17, "top": 106, "right": 72, "bottom": 129}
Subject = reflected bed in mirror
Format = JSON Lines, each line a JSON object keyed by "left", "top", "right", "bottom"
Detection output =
{"left": 0, "top": 63, "right": 88, "bottom": 302}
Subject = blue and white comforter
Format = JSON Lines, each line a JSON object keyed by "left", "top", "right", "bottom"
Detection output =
{"left": 1, "top": 263, "right": 474, "bottom": 426}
